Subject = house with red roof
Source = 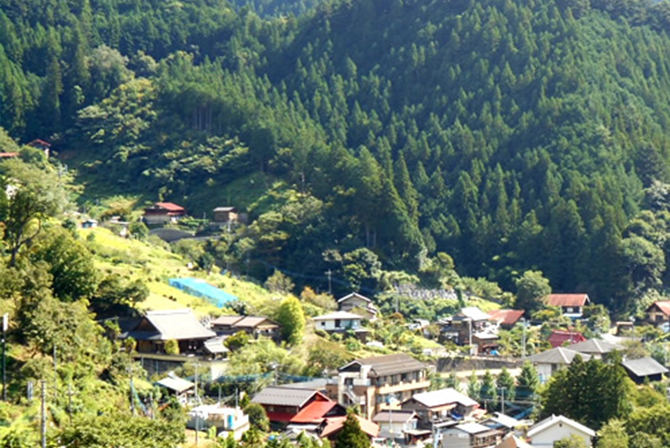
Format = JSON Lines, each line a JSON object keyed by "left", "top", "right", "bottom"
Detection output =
{"left": 488, "top": 309, "right": 525, "bottom": 330}
{"left": 546, "top": 294, "right": 590, "bottom": 319}
{"left": 646, "top": 301, "right": 670, "bottom": 330}
{"left": 548, "top": 330, "right": 586, "bottom": 348}
{"left": 143, "top": 202, "right": 187, "bottom": 225}
{"left": 0, "top": 152, "right": 18, "bottom": 159}
{"left": 26, "top": 139, "right": 51, "bottom": 158}
{"left": 252, "top": 386, "right": 338, "bottom": 426}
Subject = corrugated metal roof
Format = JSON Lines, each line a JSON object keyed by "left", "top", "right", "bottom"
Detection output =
{"left": 204, "top": 336, "right": 229, "bottom": 354}
{"left": 156, "top": 376, "right": 195, "bottom": 394}
{"left": 409, "top": 388, "right": 478, "bottom": 408}
{"left": 211, "top": 315, "right": 245, "bottom": 326}
{"left": 289, "top": 401, "right": 338, "bottom": 423}
{"left": 320, "top": 415, "right": 379, "bottom": 438}
{"left": 622, "top": 357, "right": 669, "bottom": 377}
{"left": 454, "top": 423, "right": 491, "bottom": 434}
{"left": 252, "top": 386, "right": 324, "bottom": 408}
{"left": 568, "top": 339, "right": 624, "bottom": 354}
{"left": 234, "top": 316, "right": 278, "bottom": 329}
{"left": 340, "top": 354, "right": 426, "bottom": 377}
{"left": 337, "top": 292, "right": 372, "bottom": 304}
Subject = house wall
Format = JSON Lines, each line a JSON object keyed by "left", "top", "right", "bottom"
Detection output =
{"left": 317, "top": 319, "right": 361, "bottom": 331}
{"left": 648, "top": 308, "right": 670, "bottom": 324}
{"left": 144, "top": 213, "right": 172, "bottom": 225}
{"left": 377, "top": 419, "right": 417, "bottom": 440}
{"left": 441, "top": 430, "right": 473, "bottom": 448}
{"left": 536, "top": 363, "right": 558, "bottom": 384}
{"left": 340, "top": 297, "right": 369, "bottom": 312}
{"left": 529, "top": 425, "right": 592, "bottom": 447}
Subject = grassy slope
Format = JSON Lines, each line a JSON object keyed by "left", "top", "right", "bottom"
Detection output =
{"left": 81, "top": 227, "right": 282, "bottom": 316}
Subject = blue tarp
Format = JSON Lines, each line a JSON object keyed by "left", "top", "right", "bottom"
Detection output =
{"left": 168, "top": 278, "right": 238, "bottom": 308}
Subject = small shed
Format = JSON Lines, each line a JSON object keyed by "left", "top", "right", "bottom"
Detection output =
{"left": 622, "top": 357, "right": 669, "bottom": 384}
{"left": 213, "top": 207, "right": 238, "bottom": 223}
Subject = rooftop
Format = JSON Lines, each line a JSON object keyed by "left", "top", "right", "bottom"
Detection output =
{"left": 127, "top": 309, "right": 215, "bottom": 341}
{"left": 289, "top": 401, "right": 339, "bottom": 423}
{"left": 622, "top": 357, "right": 669, "bottom": 377}
{"left": 647, "top": 301, "right": 670, "bottom": 316}
{"left": 372, "top": 410, "right": 418, "bottom": 424}
{"left": 454, "top": 422, "right": 493, "bottom": 434}
{"left": 320, "top": 415, "right": 379, "bottom": 438}
{"left": 340, "top": 353, "right": 426, "bottom": 377}
{"left": 233, "top": 316, "right": 278, "bottom": 329}
{"left": 150, "top": 202, "right": 185, "bottom": 212}
{"left": 337, "top": 292, "right": 372, "bottom": 304}
{"left": 211, "top": 315, "right": 245, "bottom": 326}
{"left": 488, "top": 309, "right": 525, "bottom": 326}
{"left": 529, "top": 347, "right": 592, "bottom": 365}
{"left": 156, "top": 375, "right": 195, "bottom": 394}
{"left": 527, "top": 415, "right": 595, "bottom": 438}
{"left": 408, "top": 388, "right": 478, "bottom": 408}
{"left": 495, "top": 435, "right": 532, "bottom": 448}
{"left": 252, "top": 386, "right": 327, "bottom": 408}
{"left": 568, "top": 339, "right": 624, "bottom": 355}
{"left": 546, "top": 294, "right": 590, "bottom": 307}
{"left": 454, "top": 307, "right": 491, "bottom": 322}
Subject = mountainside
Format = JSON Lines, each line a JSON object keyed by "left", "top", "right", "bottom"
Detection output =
{"left": 3, "top": 0, "right": 670, "bottom": 310}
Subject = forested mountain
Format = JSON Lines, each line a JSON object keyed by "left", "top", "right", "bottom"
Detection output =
{"left": 228, "top": 0, "right": 324, "bottom": 16}
{"left": 3, "top": 0, "right": 670, "bottom": 312}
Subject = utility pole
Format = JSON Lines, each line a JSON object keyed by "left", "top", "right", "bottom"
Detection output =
{"left": 53, "top": 345, "right": 57, "bottom": 401}
{"left": 500, "top": 387, "right": 506, "bottom": 415}
{"left": 325, "top": 270, "right": 332, "bottom": 295}
{"left": 41, "top": 380, "right": 46, "bottom": 448}
{"left": 2, "top": 313, "right": 7, "bottom": 402}
{"left": 522, "top": 318, "right": 527, "bottom": 359}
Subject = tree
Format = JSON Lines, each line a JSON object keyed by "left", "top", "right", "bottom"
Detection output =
{"left": 480, "top": 370, "right": 498, "bottom": 411}
{"left": 30, "top": 227, "right": 98, "bottom": 302}
{"left": 91, "top": 274, "right": 149, "bottom": 318}
{"left": 336, "top": 411, "right": 370, "bottom": 448}
{"left": 164, "top": 339, "right": 180, "bottom": 355}
{"left": 128, "top": 221, "right": 149, "bottom": 240}
{"left": 224, "top": 331, "right": 250, "bottom": 352}
{"left": 517, "top": 361, "right": 539, "bottom": 401}
{"left": 541, "top": 355, "right": 633, "bottom": 430}
{"left": 243, "top": 403, "right": 269, "bottom": 432}
{"left": 264, "top": 270, "right": 295, "bottom": 294}
{"left": 515, "top": 270, "right": 551, "bottom": 315}
{"left": 467, "top": 371, "right": 481, "bottom": 401}
{"left": 554, "top": 434, "right": 589, "bottom": 448}
{"left": 445, "top": 372, "right": 461, "bottom": 391}
{"left": 596, "top": 419, "right": 628, "bottom": 448}
{"left": 497, "top": 367, "right": 516, "bottom": 404}
{"left": 0, "top": 159, "right": 71, "bottom": 266}
{"left": 275, "top": 297, "right": 305, "bottom": 345}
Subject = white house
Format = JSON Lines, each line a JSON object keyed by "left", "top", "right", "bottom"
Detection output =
{"left": 187, "top": 404, "right": 250, "bottom": 440}
{"left": 372, "top": 410, "right": 419, "bottom": 443}
{"left": 526, "top": 415, "right": 595, "bottom": 448}
{"left": 528, "top": 347, "right": 591, "bottom": 384}
{"left": 313, "top": 311, "right": 365, "bottom": 332}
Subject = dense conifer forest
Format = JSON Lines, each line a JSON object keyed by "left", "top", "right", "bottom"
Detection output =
{"left": 3, "top": 0, "right": 670, "bottom": 313}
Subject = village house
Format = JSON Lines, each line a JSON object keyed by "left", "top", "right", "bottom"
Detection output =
{"left": 121, "top": 309, "right": 216, "bottom": 355}
{"left": 441, "top": 422, "right": 504, "bottom": 448}
{"left": 187, "top": 404, "right": 250, "bottom": 440}
{"left": 621, "top": 357, "right": 669, "bottom": 384}
{"left": 0, "top": 152, "right": 18, "bottom": 159}
{"left": 488, "top": 310, "right": 525, "bottom": 330}
{"left": 26, "top": 138, "right": 51, "bottom": 158}
{"left": 439, "top": 307, "right": 497, "bottom": 351}
{"left": 401, "top": 387, "right": 479, "bottom": 428}
{"left": 313, "top": 311, "right": 369, "bottom": 340}
{"left": 213, "top": 206, "right": 238, "bottom": 224}
{"left": 528, "top": 347, "right": 591, "bottom": 384}
{"left": 567, "top": 339, "right": 624, "bottom": 360}
{"left": 545, "top": 294, "right": 590, "bottom": 319}
{"left": 337, "top": 292, "right": 379, "bottom": 320}
{"left": 326, "top": 353, "right": 430, "bottom": 420}
{"left": 645, "top": 301, "right": 670, "bottom": 330}
{"left": 252, "top": 386, "right": 336, "bottom": 426}
{"left": 143, "top": 202, "right": 187, "bottom": 225}
{"left": 210, "top": 315, "right": 280, "bottom": 340}
{"left": 526, "top": 415, "right": 594, "bottom": 447}
{"left": 372, "top": 410, "right": 420, "bottom": 444}
{"left": 481, "top": 412, "right": 524, "bottom": 435}
{"left": 548, "top": 330, "right": 586, "bottom": 348}
{"left": 155, "top": 374, "right": 195, "bottom": 405}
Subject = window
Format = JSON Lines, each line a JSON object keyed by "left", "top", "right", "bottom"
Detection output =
{"left": 335, "top": 319, "right": 341, "bottom": 328}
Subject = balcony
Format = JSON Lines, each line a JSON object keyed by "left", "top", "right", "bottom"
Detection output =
{"left": 377, "top": 379, "right": 431, "bottom": 395}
